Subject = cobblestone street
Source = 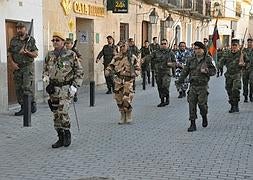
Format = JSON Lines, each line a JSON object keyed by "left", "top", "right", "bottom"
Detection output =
{"left": 0, "top": 77, "right": 252, "bottom": 180}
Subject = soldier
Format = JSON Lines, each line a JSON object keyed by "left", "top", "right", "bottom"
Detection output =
{"left": 175, "top": 42, "right": 192, "bottom": 98}
{"left": 8, "top": 22, "right": 38, "bottom": 116}
{"left": 218, "top": 39, "right": 248, "bottom": 113}
{"left": 216, "top": 48, "right": 224, "bottom": 77}
{"left": 144, "top": 39, "right": 176, "bottom": 107}
{"left": 96, "top": 35, "right": 118, "bottom": 94}
{"left": 176, "top": 41, "right": 216, "bottom": 132}
{"left": 203, "top": 38, "right": 209, "bottom": 47}
{"left": 242, "top": 38, "right": 253, "bottom": 102}
{"left": 42, "top": 32, "right": 84, "bottom": 148}
{"left": 149, "top": 37, "right": 160, "bottom": 53}
{"left": 105, "top": 41, "right": 140, "bottom": 124}
{"left": 65, "top": 38, "right": 82, "bottom": 102}
{"left": 140, "top": 40, "right": 151, "bottom": 84}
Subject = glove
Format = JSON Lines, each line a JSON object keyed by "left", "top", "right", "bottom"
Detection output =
{"left": 43, "top": 75, "right": 49, "bottom": 83}
{"left": 69, "top": 85, "right": 77, "bottom": 97}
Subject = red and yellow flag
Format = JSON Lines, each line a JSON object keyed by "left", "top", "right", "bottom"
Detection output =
{"left": 208, "top": 18, "right": 220, "bottom": 57}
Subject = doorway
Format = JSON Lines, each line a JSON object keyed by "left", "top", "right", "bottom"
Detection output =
{"left": 142, "top": 21, "right": 149, "bottom": 45}
{"left": 76, "top": 18, "right": 94, "bottom": 83}
{"left": 6, "top": 21, "right": 17, "bottom": 105}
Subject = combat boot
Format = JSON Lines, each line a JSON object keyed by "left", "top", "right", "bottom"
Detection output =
{"left": 234, "top": 102, "right": 239, "bottom": 112}
{"left": 178, "top": 91, "right": 183, "bottom": 98}
{"left": 244, "top": 95, "right": 248, "bottom": 103}
{"left": 182, "top": 90, "right": 186, "bottom": 97}
{"left": 229, "top": 104, "right": 236, "bottom": 113}
{"left": 250, "top": 95, "right": 253, "bottom": 102}
{"left": 31, "top": 102, "right": 37, "bottom": 113}
{"left": 202, "top": 115, "right": 208, "bottom": 128}
{"left": 106, "top": 88, "right": 112, "bottom": 94}
{"left": 187, "top": 120, "right": 196, "bottom": 132}
{"left": 14, "top": 105, "right": 24, "bottom": 116}
{"left": 126, "top": 111, "right": 133, "bottom": 124}
{"left": 157, "top": 98, "right": 165, "bottom": 107}
{"left": 52, "top": 129, "right": 64, "bottom": 148}
{"left": 63, "top": 130, "right": 71, "bottom": 147}
{"left": 118, "top": 111, "right": 126, "bottom": 125}
{"left": 163, "top": 96, "right": 170, "bottom": 106}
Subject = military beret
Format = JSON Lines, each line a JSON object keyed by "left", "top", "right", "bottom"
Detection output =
{"left": 194, "top": 41, "right": 206, "bottom": 50}
{"left": 231, "top": 39, "right": 240, "bottom": 44}
{"left": 106, "top": 35, "right": 113, "bottom": 39}
{"left": 16, "top": 22, "right": 25, "bottom": 28}
{"left": 247, "top": 38, "right": 253, "bottom": 42}
{"left": 52, "top": 32, "right": 65, "bottom": 41}
{"left": 65, "top": 38, "right": 73, "bottom": 43}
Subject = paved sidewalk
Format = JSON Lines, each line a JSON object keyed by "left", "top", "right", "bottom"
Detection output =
{"left": 0, "top": 77, "right": 252, "bottom": 180}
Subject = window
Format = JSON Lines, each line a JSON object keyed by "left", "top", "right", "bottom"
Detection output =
{"left": 120, "top": 23, "right": 129, "bottom": 41}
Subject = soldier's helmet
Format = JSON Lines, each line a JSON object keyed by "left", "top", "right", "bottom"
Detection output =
{"left": 16, "top": 22, "right": 25, "bottom": 28}
{"left": 52, "top": 32, "right": 65, "bottom": 41}
{"left": 65, "top": 38, "right": 73, "bottom": 43}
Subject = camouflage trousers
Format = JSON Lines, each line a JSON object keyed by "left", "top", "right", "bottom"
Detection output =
{"left": 50, "top": 85, "right": 72, "bottom": 130}
{"left": 114, "top": 76, "right": 134, "bottom": 113}
{"left": 187, "top": 85, "right": 209, "bottom": 120}
{"left": 242, "top": 69, "right": 253, "bottom": 97}
{"left": 225, "top": 73, "right": 241, "bottom": 105}
{"left": 155, "top": 74, "right": 171, "bottom": 99}
{"left": 13, "top": 66, "right": 35, "bottom": 105}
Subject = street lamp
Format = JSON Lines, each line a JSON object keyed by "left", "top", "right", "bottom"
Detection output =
{"left": 249, "top": 5, "right": 253, "bottom": 16}
{"left": 165, "top": 14, "right": 174, "bottom": 28}
{"left": 149, "top": 8, "right": 159, "bottom": 24}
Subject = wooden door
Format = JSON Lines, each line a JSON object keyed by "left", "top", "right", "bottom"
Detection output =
{"left": 6, "top": 21, "right": 17, "bottom": 105}
{"left": 142, "top": 21, "right": 148, "bottom": 45}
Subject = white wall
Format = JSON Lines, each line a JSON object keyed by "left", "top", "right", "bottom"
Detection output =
{"left": 0, "top": 0, "right": 43, "bottom": 112}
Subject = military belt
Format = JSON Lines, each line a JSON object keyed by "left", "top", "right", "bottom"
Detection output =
{"left": 49, "top": 80, "right": 72, "bottom": 87}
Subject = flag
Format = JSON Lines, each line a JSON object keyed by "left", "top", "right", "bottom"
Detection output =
{"left": 208, "top": 18, "right": 221, "bottom": 65}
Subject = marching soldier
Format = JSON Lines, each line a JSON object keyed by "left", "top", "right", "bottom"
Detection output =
{"left": 144, "top": 39, "right": 176, "bottom": 107}
{"left": 140, "top": 40, "right": 151, "bottom": 84}
{"left": 96, "top": 35, "right": 118, "bottom": 94}
{"left": 218, "top": 39, "right": 248, "bottom": 113}
{"left": 43, "top": 32, "right": 84, "bottom": 148}
{"left": 176, "top": 41, "right": 216, "bottom": 132}
{"left": 149, "top": 37, "right": 160, "bottom": 53}
{"left": 242, "top": 38, "right": 253, "bottom": 102}
{"left": 105, "top": 41, "right": 140, "bottom": 124}
{"left": 8, "top": 22, "right": 38, "bottom": 116}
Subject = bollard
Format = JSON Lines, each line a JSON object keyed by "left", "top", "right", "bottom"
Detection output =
{"left": 23, "top": 94, "right": 31, "bottom": 127}
{"left": 142, "top": 71, "right": 146, "bottom": 90}
{"left": 90, "top": 81, "right": 95, "bottom": 107}
{"left": 151, "top": 70, "right": 155, "bottom": 87}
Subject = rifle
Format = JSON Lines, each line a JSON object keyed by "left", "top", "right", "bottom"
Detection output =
{"left": 23, "top": 19, "right": 34, "bottom": 50}
{"left": 71, "top": 40, "right": 82, "bottom": 58}
{"left": 239, "top": 28, "right": 247, "bottom": 66}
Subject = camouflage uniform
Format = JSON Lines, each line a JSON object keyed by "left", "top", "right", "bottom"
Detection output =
{"left": 177, "top": 54, "right": 216, "bottom": 123}
{"left": 43, "top": 48, "right": 84, "bottom": 130}
{"left": 175, "top": 49, "right": 192, "bottom": 97}
{"left": 146, "top": 48, "right": 176, "bottom": 106}
{"left": 8, "top": 34, "right": 38, "bottom": 112}
{"left": 105, "top": 52, "right": 140, "bottom": 124}
{"left": 218, "top": 50, "right": 248, "bottom": 112}
{"left": 242, "top": 47, "right": 253, "bottom": 102}
{"left": 140, "top": 46, "right": 151, "bottom": 83}
{"left": 97, "top": 44, "right": 118, "bottom": 93}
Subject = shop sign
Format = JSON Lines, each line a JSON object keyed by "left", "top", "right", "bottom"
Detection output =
{"left": 61, "top": 0, "right": 105, "bottom": 17}
{"left": 113, "top": 0, "right": 128, "bottom": 13}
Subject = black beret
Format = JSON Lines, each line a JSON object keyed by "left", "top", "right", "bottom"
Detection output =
{"left": 106, "top": 35, "right": 113, "bottom": 39}
{"left": 247, "top": 38, "right": 253, "bottom": 42}
{"left": 231, "top": 39, "right": 240, "bottom": 44}
{"left": 16, "top": 22, "right": 25, "bottom": 28}
{"left": 194, "top": 41, "right": 206, "bottom": 50}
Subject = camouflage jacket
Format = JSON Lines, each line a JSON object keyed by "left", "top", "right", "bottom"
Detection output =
{"left": 8, "top": 35, "right": 38, "bottom": 66}
{"left": 218, "top": 50, "right": 248, "bottom": 75}
{"left": 178, "top": 54, "right": 216, "bottom": 86}
{"left": 106, "top": 52, "right": 140, "bottom": 78}
{"left": 43, "top": 48, "right": 84, "bottom": 87}
{"left": 146, "top": 48, "right": 176, "bottom": 75}
{"left": 149, "top": 43, "right": 160, "bottom": 53}
{"left": 97, "top": 44, "right": 118, "bottom": 65}
{"left": 243, "top": 48, "right": 253, "bottom": 70}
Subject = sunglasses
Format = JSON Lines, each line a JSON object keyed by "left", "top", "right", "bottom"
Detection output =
{"left": 51, "top": 39, "right": 61, "bottom": 42}
{"left": 232, "top": 44, "right": 238, "bottom": 46}
{"left": 161, "top": 43, "right": 167, "bottom": 45}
